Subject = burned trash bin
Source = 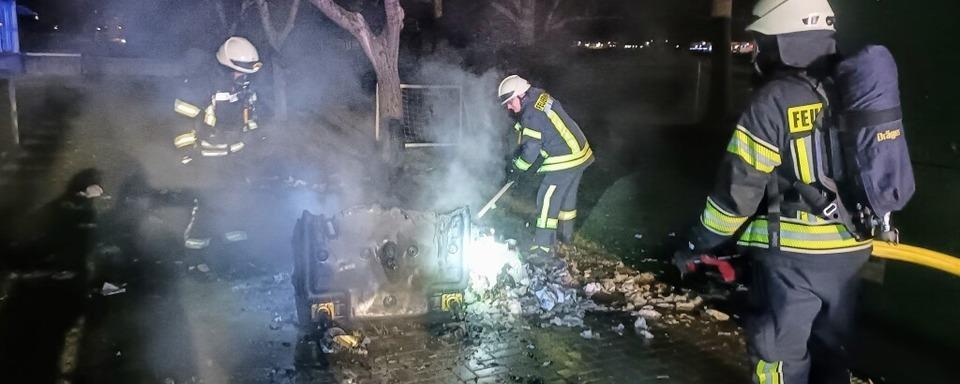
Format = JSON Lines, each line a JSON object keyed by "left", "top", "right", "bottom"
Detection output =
{"left": 292, "top": 206, "right": 470, "bottom": 327}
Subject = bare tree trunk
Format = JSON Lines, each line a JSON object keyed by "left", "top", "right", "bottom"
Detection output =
{"left": 256, "top": 0, "right": 301, "bottom": 122}
{"left": 273, "top": 62, "right": 289, "bottom": 122}
{"left": 309, "top": 0, "right": 405, "bottom": 122}
{"left": 433, "top": 0, "right": 443, "bottom": 18}
{"left": 212, "top": 0, "right": 255, "bottom": 36}
{"left": 493, "top": 0, "right": 590, "bottom": 46}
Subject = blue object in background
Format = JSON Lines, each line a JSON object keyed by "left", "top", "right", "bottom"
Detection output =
{"left": 0, "top": 0, "right": 21, "bottom": 74}
{"left": 0, "top": 0, "right": 19, "bottom": 54}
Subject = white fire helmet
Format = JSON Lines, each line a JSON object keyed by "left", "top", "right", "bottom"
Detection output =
{"left": 746, "top": 0, "right": 836, "bottom": 35}
{"left": 498, "top": 75, "right": 531, "bottom": 105}
{"left": 216, "top": 36, "right": 262, "bottom": 74}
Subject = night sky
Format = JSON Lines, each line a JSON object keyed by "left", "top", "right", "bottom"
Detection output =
{"left": 16, "top": 0, "right": 751, "bottom": 51}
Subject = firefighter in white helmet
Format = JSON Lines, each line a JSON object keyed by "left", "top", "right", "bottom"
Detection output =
{"left": 173, "top": 36, "right": 263, "bottom": 250}
{"left": 674, "top": 1, "right": 868, "bottom": 383}
{"left": 499, "top": 75, "right": 593, "bottom": 261}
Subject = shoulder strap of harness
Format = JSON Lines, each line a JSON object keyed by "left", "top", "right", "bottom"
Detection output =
{"left": 777, "top": 72, "right": 864, "bottom": 238}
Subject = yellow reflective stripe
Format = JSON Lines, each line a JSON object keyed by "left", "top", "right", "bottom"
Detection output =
{"left": 514, "top": 158, "right": 532, "bottom": 171}
{"left": 538, "top": 146, "right": 593, "bottom": 172}
{"left": 728, "top": 125, "right": 781, "bottom": 173}
{"left": 755, "top": 360, "right": 783, "bottom": 384}
{"left": 558, "top": 210, "right": 577, "bottom": 221}
{"left": 514, "top": 122, "right": 522, "bottom": 132}
{"left": 515, "top": 123, "right": 523, "bottom": 144}
{"left": 174, "top": 131, "right": 197, "bottom": 148}
{"left": 203, "top": 105, "right": 216, "bottom": 127}
{"left": 542, "top": 142, "right": 591, "bottom": 165}
{"left": 756, "top": 360, "right": 767, "bottom": 384}
{"left": 540, "top": 150, "right": 549, "bottom": 158}
{"left": 174, "top": 99, "right": 201, "bottom": 118}
{"left": 536, "top": 218, "right": 559, "bottom": 229}
{"left": 546, "top": 109, "right": 582, "bottom": 154}
{"left": 537, "top": 185, "right": 557, "bottom": 229}
{"left": 700, "top": 197, "right": 748, "bottom": 236}
{"left": 522, "top": 128, "right": 542, "bottom": 139}
{"left": 246, "top": 120, "right": 259, "bottom": 131}
{"left": 737, "top": 218, "right": 873, "bottom": 253}
{"left": 793, "top": 136, "right": 815, "bottom": 184}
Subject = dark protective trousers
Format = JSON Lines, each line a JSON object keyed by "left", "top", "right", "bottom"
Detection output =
{"left": 747, "top": 247, "right": 871, "bottom": 384}
{"left": 532, "top": 169, "right": 584, "bottom": 254}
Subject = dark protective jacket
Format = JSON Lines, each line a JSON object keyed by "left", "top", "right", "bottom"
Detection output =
{"left": 511, "top": 88, "right": 594, "bottom": 173}
{"left": 173, "top": 69, "right": 260, "bottom": 164}
{"left": 691, "top": 71, "right": 872, "bottom": 255}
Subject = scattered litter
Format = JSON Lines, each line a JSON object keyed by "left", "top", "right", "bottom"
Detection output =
{"left": 224, "top": 231, "right": 248, "bottom": 242}
{"left": 321, "top": 327, "right": 369, "bottom": 355}
{"left": 668, "top": 232, "right": 676, "bottom": 237}
{"left": 541, "top": 361, "right": 552, "bottom": 367}
{"left": 535, "top": 288, "right": 558, "bottom": 311}
{"left": 196, "top": 264, "right": 211, "bottom": 273}
{"left": 636, "top": 309, "right": 662, "bottom": 320}
{"left": 612, "top": 323, "right": 625, "bottom": 336}
{"left": 185, "top": 238, "right": 210, "bottom": 250}
{"left": 579, "top": 329, "right": 594, "bottom": 339}
{"left": 52, "top": 271, "right": 77, "bottom": 280}
{"left": 718, "top": 332, "right": 733, "bottom": 337}
{"left": 634, "top": 317, "right": 648, "bottom": 331}
{"left": 100, "top": 282, "right": 126, "bottom": 296}
{"left": 657, "top": 375, "right": 670, "bottom": 380}
{"left": 163, "top": 378, "right": 175, "bottom": 384}
{"left": 272, "top": 272, "right": 289, "bottom": 284}
{"left": 583, "top": 282, "right": 602, "bottom": 298}
{"left": 78, "top": 184, "right": 104, "bottom": 198}
{"left": 706, "top": 309, "right": 730, "bottom": 322}
{"left": 634, "top": 234, "right": 643, "bottom": 240}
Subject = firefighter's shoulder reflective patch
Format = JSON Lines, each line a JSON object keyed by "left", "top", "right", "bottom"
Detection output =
{"left": 535, "top": 93, "right": 551, "bottom": 111}
{"left": 786, "top": 103, "right": 823, "bottom": 134}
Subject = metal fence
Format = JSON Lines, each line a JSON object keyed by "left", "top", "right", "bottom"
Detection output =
{"left": 376, "top": 84, "right": 464, "bottom": 149}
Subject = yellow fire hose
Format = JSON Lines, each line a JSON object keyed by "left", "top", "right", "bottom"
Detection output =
{"left": 872, "top": 242, "right": 960, "bottom": 278}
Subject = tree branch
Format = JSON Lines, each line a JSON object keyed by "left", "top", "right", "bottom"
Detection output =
{"left": 544, "top": 0, "right": 563, "bottom": 28}
{"left": 212, "top": 0, "right": 228, "bottom": 30}
{"left": 255, "top": 0, "right": 279, "bottom": 47}
{"left": 547, "top": 16, "right": 597, "bottom": 32}
{"left": 309, "top": 0, "right": 376, "bottom": 60}
{"left": 278, "top": 0, "right": 302, "bottom": 43}
{"left": 383, "top": 0, "right": 404, "bottom": 43}
{"left": 491, "top": 1, "right": 520, "bottom": 26}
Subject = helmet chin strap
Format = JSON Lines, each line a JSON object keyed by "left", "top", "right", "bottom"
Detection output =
{"left": 753, "top": 60, "right": 765, "bottom": 78}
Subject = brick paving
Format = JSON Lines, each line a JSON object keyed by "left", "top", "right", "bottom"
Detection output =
{"left": 292, "top": 311, "right": 749, "bottom": 384}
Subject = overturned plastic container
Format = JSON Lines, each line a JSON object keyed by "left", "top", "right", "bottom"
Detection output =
{"left": 292, "top": 206, "right": 470, "bottom": 326}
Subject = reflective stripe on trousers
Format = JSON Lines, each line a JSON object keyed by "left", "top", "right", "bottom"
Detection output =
{"left": 533, "top": 169, "right": 584, "bottom": 251}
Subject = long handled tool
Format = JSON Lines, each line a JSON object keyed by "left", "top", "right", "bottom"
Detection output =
{"left": 476, "top": 181, "right": 515, "bottom": 219}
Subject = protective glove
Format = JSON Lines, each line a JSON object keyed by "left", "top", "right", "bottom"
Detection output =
{"left": 672, "top": 242, "right": 700, "bottom": 277}
{"left": 505, "top": 164, "right": 521, "bottom": 182}
{"left": 673, "top": 241, "right": 738, "bottom": 283}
